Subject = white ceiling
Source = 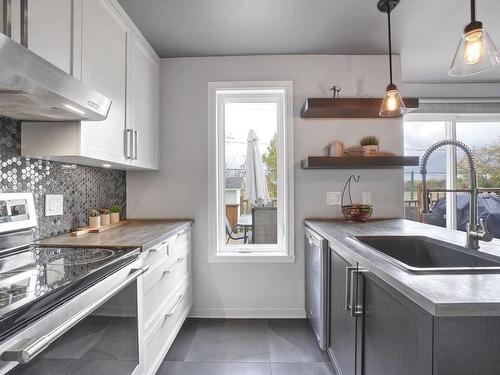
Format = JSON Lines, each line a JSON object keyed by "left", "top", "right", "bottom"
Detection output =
{"left": 117, "top": 0, "right": 500, "bottom": 83}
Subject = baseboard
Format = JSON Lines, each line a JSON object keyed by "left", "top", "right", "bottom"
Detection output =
{"left": 189, "top": 307, "right": 306, "bottom": 319}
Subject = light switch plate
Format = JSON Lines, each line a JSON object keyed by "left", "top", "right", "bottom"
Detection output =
{"left": 45, "top": 194, "right": 63, "bottom": 216}
{"left": 327, "top": 192, "right": 342, "bottom": 206}
{"left": 362, "top": 192, "right": 373, "bottom": 205}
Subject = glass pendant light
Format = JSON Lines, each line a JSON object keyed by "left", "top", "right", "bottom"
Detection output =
{"left": 378, "top": 0, "right": 406, "bottom": 117}
{"left": 449, "top": 0, "right": 500, "bottom": 77}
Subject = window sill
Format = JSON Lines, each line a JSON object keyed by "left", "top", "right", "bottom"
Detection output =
{"left": 208, "top": 253, "right": 296, "bottom": 264}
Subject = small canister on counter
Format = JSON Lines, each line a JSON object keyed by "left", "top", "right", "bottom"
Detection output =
{"left": 329, "top": 141, "right": 344, "bottom": 157}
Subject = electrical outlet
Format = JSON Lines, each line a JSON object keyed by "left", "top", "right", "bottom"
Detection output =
{"left": 362, "top": 192, "right": 373, "bottom": 205}
{"left": 45, "top": 194, "right": 63, "bottom": 216}
{"left": 327, "top": 192, "right": 342, "bottom": 206}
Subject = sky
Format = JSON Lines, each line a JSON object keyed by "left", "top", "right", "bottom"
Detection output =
{"left": 224, "top": 102, "right": 277, "bottom": 172}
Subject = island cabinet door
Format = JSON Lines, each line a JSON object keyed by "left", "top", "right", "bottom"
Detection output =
{"left": 433, "top": 316, "right": 500, "bottom": 375}
{"left": 360, "top": 272, "right": 433, "bottom": 375}
{"left": 328, "top": 248, "right": 358, "bottom": 375}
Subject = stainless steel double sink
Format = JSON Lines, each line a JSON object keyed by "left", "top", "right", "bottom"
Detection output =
{"left": 352, "top": 235, "right": 500, "bottom": 273}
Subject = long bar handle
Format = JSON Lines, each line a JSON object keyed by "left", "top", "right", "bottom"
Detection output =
{"left": 350, "top": 269, "right": 366, "bottom": 318}
{"left": 124, "top": 129, "right": 132, "bottom": 159}
{"left": 2, "top": 264, "right": 149, "bottom": 364}
{"left": 3, "top": 0, "right": 11, "bottom": 37}
{"left": 133, "top": 130, "right": 138, "bottom": 160}
{"left": 164, "top": 294, "right": 185, "bottom": 317}
{"left": 163, "top": 257, "right": 184, "bottom": 275}
{"left": 20, "top": 0, "right": 27, "bottom": 47}
{"left": 345, "top": 266, "right": 356, "bottom": 311}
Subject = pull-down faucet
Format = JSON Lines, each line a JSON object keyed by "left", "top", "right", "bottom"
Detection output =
{"left": 420, "top": 139, "right": 492, "bottom": 249}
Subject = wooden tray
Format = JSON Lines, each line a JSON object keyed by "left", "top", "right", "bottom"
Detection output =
{"left": 71, "top": 220, "right": 129, "bottom": 236}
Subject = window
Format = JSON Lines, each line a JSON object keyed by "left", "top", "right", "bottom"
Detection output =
{"left": 208, "top": 82, "right": 294, "bottom": 262}
{"left": 404, "top": 115, "right": 500, "bottom": 239}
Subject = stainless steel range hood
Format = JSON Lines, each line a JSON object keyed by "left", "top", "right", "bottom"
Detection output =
{"left": 0, "top": 33, "right": 111, "bottom": 122}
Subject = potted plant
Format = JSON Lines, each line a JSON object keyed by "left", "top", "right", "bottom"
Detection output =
{"left": 110, "top": 204, "right": 120, "bottom": 224}
{"left": 360, "top": 135, "right": 379, "bottom": 156}
{"left": 100, "top": 208, "right": 111, "bottom": 226}
{"left": 89, "top": 209, "right": 101, "bottom": 228}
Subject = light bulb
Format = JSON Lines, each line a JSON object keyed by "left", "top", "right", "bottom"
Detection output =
{"left": 379, "top": 87, "right": 406, "bottom": 117}
{"left": 386, "top": 91, "right": 398, "bottom": 112}
{"left": 463, "top": 29, "right": 485, "bottom": 65}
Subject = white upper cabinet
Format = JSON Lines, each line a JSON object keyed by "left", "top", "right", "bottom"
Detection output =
{"left": 129, "top": 33, "right": 160, "bottom": 169}
{"left": 79, "top": 0, "right": 129, "bottom": 165}
{"left": 20, "top": 0, "right": 160, "bottom": 170}
{"left": 26, "top": 0, "right": 74, "bottom": 74}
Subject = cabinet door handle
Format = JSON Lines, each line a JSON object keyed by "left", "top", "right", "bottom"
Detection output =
{"left": 163, "top": 257, "right": 184, "bottom": 275}
{"left": 3, "top": 0, "right": 11, "bottom": 37}
{"left": 164, "top": 294, "right": 185, "bottom": 318}
{"left": 350, "top": 269, "right": 366, "bottom": 318}
{"left": 20, "top": 0, "right": 28, "bottom": 47}
{"left": 345, "top": 266, "right": 356, "bottom": 311}
{"left": 133, "top": 130, "right": 138, "bottom": 160}
{"left": 124, "top": 129, "right": 132, "bottom": 159}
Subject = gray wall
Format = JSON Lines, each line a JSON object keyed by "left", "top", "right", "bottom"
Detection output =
{"left": 127, "top": 55, "right": 404, "bottom": 317}
{"left": 0, "top": 118, "right": 126, "bottom": 239}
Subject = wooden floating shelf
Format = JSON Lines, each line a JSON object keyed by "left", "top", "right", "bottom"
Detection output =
{"left": 301, "top": 156, "right": 420, "bottom": 169}
{"left": 301, "top": 98, "right": 419, "bottom": 118}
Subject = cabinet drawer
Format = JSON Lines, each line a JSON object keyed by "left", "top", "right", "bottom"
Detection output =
{"left": 144, "top": 279, "right": 191, "bottom": 372}
{"left": 142, "top": 237, "right": 174, "bottom": 267}
{"left": 143, "top": 248, "right": 190, "bottom": 325}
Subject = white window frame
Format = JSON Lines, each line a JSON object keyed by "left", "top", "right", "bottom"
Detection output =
{"left": 404, "top": 113, "right": 500, "bottom": 230}
{"left": 207, "top": 81, "right": 294, "bottom": 263}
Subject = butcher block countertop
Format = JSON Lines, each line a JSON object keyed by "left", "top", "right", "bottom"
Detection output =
{"left": 37, "top": 219, "right": 193, "bottom": 250}
{"left": 306, "top": 218, "right": 500, "bottom": 317}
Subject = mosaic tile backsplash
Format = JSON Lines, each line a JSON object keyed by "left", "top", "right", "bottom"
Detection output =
{"left": 0, "top": 118, "right": 126, "bottom": 239}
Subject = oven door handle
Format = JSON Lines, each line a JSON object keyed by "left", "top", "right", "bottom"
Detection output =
{"left": 1, "top": 264, "right": 149, "bottom": 364}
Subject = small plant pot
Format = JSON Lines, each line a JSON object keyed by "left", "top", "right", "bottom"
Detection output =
{"left": 111, "top": 212, "right": 120, "bottom": 224}
{"left": 101, "top": 214, "right": 110, "bottom": 226}
{"left": 89, "top": 216, "right": 101, "bottom": 228}
{"left": 362, "top": 145, "right": 378, "bottom": 156}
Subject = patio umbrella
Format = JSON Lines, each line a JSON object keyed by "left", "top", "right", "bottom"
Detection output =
{"left": 244, "top": 129, "right": 270, "bottom": 206}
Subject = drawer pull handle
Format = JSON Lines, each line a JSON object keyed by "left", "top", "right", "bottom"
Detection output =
{"left": 148, "top": 248, "right": 160, "bottom": 254}
{"left": 164, "top": 294, "right": 185, "bottom": 318}
{"left": 177, "top": 228, "right": 190, "bottom": 237}
{"left": 163, "top": 257, "right": 184, "bottom": 275}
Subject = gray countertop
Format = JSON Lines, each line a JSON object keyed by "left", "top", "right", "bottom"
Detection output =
{"left": 305, "top": 218, "right": 500, "bottom": 317}
{"left": 37, "top": 219, "right": 193, "bottom": 250}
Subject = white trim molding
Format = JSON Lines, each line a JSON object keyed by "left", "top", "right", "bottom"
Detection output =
{"left": 207, "top": 81, "right": 294, "bottom": 263}
{"left": 189, "top": 307, "right": 306, "bottom": 319}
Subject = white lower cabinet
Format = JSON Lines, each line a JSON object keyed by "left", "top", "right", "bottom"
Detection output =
{"left": 140, "top": 227, "right": 192, "bottom": 375}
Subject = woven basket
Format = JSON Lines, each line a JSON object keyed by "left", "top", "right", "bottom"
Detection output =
{"left": 341, "top": 175, "right": 374, "bottom": 222}
{"left": 341, "top": 204, "right": 373, "bottom": 222}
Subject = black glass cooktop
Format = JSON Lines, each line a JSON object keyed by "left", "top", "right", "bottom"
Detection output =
{"left": 0, "top": 245, "right": 139, "bottom": 342}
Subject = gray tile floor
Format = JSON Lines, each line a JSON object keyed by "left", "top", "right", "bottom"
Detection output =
{"left": 157, "top": 318, "right": 336, "bottom": 375}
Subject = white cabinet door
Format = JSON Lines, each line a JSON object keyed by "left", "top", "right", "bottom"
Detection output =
{"left": 26, "top": 0, "right": 74, "bottom": 74}
{"left": 129, "top": 34, "right": 159, "bottom": 169}
{"left": 79, "top": 0, "right": 129, "bottom": 165}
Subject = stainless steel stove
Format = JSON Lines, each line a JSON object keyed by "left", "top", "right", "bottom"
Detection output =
{"left": 0, "top": 193, "right": 146, "bottom": 375}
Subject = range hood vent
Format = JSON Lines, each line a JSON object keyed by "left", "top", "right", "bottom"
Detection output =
{"left": 0, "top": 32, "right": 111, "bottom": 122}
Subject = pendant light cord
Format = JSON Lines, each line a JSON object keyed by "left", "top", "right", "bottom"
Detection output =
{"left": 387, "top": 9, "right": 393, "bottom": 85}
{"left": 471, "top": 0, "right": 476, "bottom": 22}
